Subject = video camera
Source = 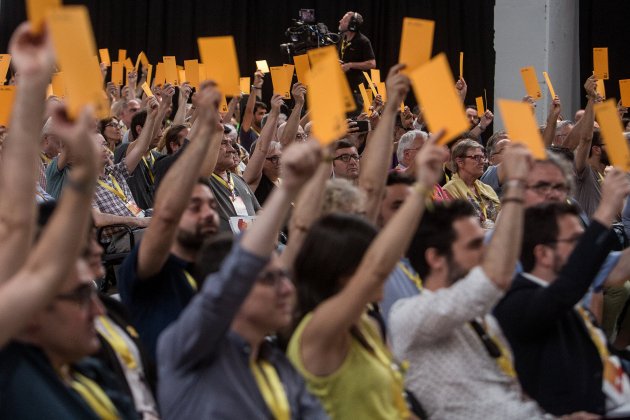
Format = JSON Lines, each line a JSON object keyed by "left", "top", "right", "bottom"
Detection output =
{"left": 279, "top": 9, "right": 340, "bottom": 59}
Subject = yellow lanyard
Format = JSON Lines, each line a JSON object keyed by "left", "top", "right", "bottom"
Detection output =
{"left": 98, "top": 174, "right": 127, "bottom": 202}
{"left": 479, "top": 319, "right": 516, "bottom": 378}
{"left": 361, "top": 321, "right": 411, "bottom": 419}
{"left": 97, "top": 316, "right": 137, "bottom": 370}
{"left": 466, "top": 183, "right": 488, "bottom": 220}
{"left": 70, "top": 371, "right": 120, "bottom": 420}
{"left": 183, "top": 269, "right": 198, "bottom": 291}
{"left": 340, "top": 38, "right": 351, "bottom": 59}
{"left": 212, "top": 172, "right": 236, "bottom": 199}
{"left": 41, "top": 153, "right": 52, "bottom": 165}
{"left": 397, "top": 262, "right": 422, "bottom": 291}
{"left": 577, "top": 307, "right": 615, "bottom": 382}
{"left": 142, "top": 153, "right": 155, "bottom": 184}
{"left": 597, "top": 171, "right": 605, "bottom": 185}
{"left": 250, "top": 359, "right": 291, "bottom": 420}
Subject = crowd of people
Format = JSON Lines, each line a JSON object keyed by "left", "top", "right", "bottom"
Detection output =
{"left": 3, "top": 9, "right": 630, "bottom": 420}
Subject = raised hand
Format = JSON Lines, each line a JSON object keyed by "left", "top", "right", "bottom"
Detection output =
{"left": 280, "top": 140, "right": 322, "bottom": 195}
{"left": 596, "top": 168, "right": 630, "bottom": 224}
{"left": 179, "top": 82, "right": 193, "bottom": 103}
{"left": 270, "top": 94, "right": 284, "bottom": 114}
{"left": 479, "top": 109, "right": 494, "bottom": 130}
{"left": 106, "top": 82, "right": 120, "bottom": 101}
{"left": 50, "top": 105, "right": 98, "bottom": 170}
{"left": 8, "top": 22, "right": 54, "bottom": 81}
{"left": 415, "top": 130, "right": 450, "bottom": 188}
{"left": 253, "top": 69, "right": 265, "bottom": 89}
{"left": 551, "top": 95, "right": 561, "bottom": 119}
{"left": 522, "top": 95, "right": 536, "bottom": 112}
{"left": 584, "top": 76, "right": 598, "bottom": 100}
{"left": 501, "top": 143, "right": 533, "bottom": 182}
{"left": 194, "top": 81, "right": 222, "bottom": 131}
{"left": 455, "top": 78, "right": 467, "bottom": 102}
{"left": 384, "top": 63, "right": 410, "bottom": 107}
{"left": 292, "top": 82, "right": 307, "bottom": 105}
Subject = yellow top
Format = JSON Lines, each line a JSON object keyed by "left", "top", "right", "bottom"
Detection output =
{"left": 443, "top": 173, "right": 501, "bottom": 222}
{"left": 287, "top": 313, "right": 410, "bottom": 419}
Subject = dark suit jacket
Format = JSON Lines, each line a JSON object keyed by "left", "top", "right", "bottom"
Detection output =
{"left": 494, "top": 220, "right": 617, "bottom": 416}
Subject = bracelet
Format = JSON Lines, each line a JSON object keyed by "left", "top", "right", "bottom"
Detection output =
{"left": 501, "top": 197, "right": 525, "bottom": 205}
{"left": 251, "top": 85, "right": 262, "bottom": 90}
{"left": 66, "top": 177, "right": 93, "bottom": 194}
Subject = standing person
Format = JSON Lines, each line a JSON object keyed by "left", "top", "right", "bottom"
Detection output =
{"left": 338, "top": 11, "right": 376, "bottom": 114}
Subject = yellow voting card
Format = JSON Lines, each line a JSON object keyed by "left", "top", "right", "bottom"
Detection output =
{"left": 362, "top": 71, "right": 378, "bottom": 97}
{"left": 184, "top": 60, "right": 200, "bottom": 89}
{"left": 118, "top": 49, "right": 126, "bottom": 62}
{"left": 111, "top": 62, "right": 123, "bottom": 85}
{"left": 593, "top": 48, "right": 609, "bottom": 80}
{"left": 51, "top": 72, "right": 65, "bottom": 97}
{"left": 256, "top": 60, "right": 270, "bottom": 73}
{"left": 153, "top": 62, "right": 165, "bottom": 86}
{"left": 124, "top": 57, "right": 134, "bottom": 73}
{"left": 141, "top": 82, "right": 153, "bottom": 98}
{"left": 240, "top": 77, "right": 250, "bottom": 94}
{"left": 476, "top": 96, "right": 484, "bottom": 115}
{"left": 294, "top": 54, "right": 310, "bottom": 85}
{"left": 459, "top": 52, "right": 464, "bottom": 79}
{"left": 308, "top": 46, "right": 355, "bottom": 112}
{"left": 27, "top": 0, "right": 60, "bottom": 34}
{"left": 219, "top": 95, "right": 228, "bottom": 113}
{"left": 399, "top": 17, "right": 435, "bottom": 74}
{"left": 595, "top": 99, "right": 630, "bottom": 171}
{"left": 0, "top": 86, "right": 16, "bottom": 126}
{"left": 543, "top": 71, "right": 556, "bottom": 99}
{"left": 163, "top": 56, "right": 178, "bottom": 85}
{"left": 139, "top": 51, "right": 149, "bottom": 67}
{"left": 47, "top": 6, "right": 108, "bottom": 118}
{"left": 619, "top": 80, "right": 630, "bottom": 108}
{"left": 307, "top": 53, "right": 347, "bottom": 145}
{"left": 497, "top": 99, "right": 546, "bottom": 159}
{"left": 358, "top": 83, "right": 372, "bottom": 115}
{"left": 520, "top": 66, "right": 542, "bottom": 100}
{"left": 99, "top": 48, "right": 110, "bottom": 66}
{"left": 178, "top": 70, "right": 186, "bottom": 85}
{"left": 371, "top": 69, "right": 381, "bottom": 85}
{"left": 0, "top": 55, "right": 11, "bottom": 85}
{"left": 409, "top": 53, "right": 469, "bottom": 145}
{"left": 596, "top": 78, "right": 606, "bottom": 99}
{"left": 198, "top": 36, "right": 240, "bottom": 96}
{"left": 270, "top": 66, "right": 291, "bottom": 99}
{"left": 146, "top": 64, "right": 153, "bottom": 88}
{"left": 377, "top": 81, "right": 387, "bottom": 103}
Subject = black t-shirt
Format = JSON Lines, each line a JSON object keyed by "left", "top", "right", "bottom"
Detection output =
{"left": 118, "top": 242, "right": 198, "bottom": 361}
{"left": 153, "top": 139, "right": 189, "bottom": 192}
{"left": 255, "top": 174, "right": 275, "bottom": 207}
{"left": 338, "top": 32, "right": 376, "bottom": 92}
{"left": 114, "top": 144, "right": 162, "bottom": 210}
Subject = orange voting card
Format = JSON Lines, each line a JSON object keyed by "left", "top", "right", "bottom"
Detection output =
{"left": 47, "top": 6, "right": 109, "bottom": 118}
{"left": 118, "top": 49, "right": 126, "bottom": 63}
{"left": 358, "top": 84, "right": 372, "bottom": 115}
{"left": 362, "top": 71, "right": 378, "bottom": 97}
{"left": 153, "top": 62, "right": 165, "bottom": 87}
{"left": 409, "top": 53, "right": 469, "bottom": 145}
{"left": 619, "top": 80, "right": 630, "bottom": 107}
{"left": 371, "top": 69, "right": 381, "bottom": 85}
{"left": 256, "top": 60, "right": 270, "bottom": 73}
{"left": 139, "top": 51, "right": 149, "bottom": 68}
{"left": 475, "top": 96, "right": 484, "bottom": 115}
{"left": 219, "top": 95, "right": 228, "bottom": 113}
{"left": 184, "top": 60, "right": 200, "bottom": 89}
{"left": 520, "top": 66, "right": 542, "bottom": 100}
{"left": 27, "top": 0, "right": 60, "bottom": 34}
{"left": 198, "top": 36, "right": 240, "bottom": 96}
{"left": 595, "top": 99, "right": 630, "bottom": 171}
{"left": 308, "top": 46, "right": 355, "bottom": 112}
{"left": 497, "top": 99, "right": 546, "bottom": 159}
{"left": 596, "top": 78, "right": 606, "bottom": 99}
{"left": 163, "top": 56, "right": 178, "bottom": 85}
{"left": 240, "top": 77, "right": 251, "bottom": 94}
{"left": 111, "top": 62, "right": 123, "bottom": 85}
{"left": 141, "top": 82, "right": 153, "bottom": 98}
{"left": 0, "top": 86, "right": 16, "bottom": 126}
{"left": 593, "top": 48, "right": 609, "bottom": 80}
{"left": 376, "top": 82, "right": 387, "bottom": 103}
{"left": 543, "top": 71, "right": 556, "bottom": 99}
{"left": 294, "top": 54, "right": 310, "bottom": 85}
{"left": 51, "top": 72, "right": 65, "bottom": 97}
{"left": 307, "top": 53, "right": 347, "bottom": 145}
{"left": 146, "top": 64, "right": 153, "bottom": 88}
{"left": 124, "top": 57, "right": 134, "bottom": 73}
{"left": 99, "top": 49, "right": 110, "bottom": 66}
{"left": 459, "top": 52, "right": 464, "bottom": 79}
{"left": 178, "top": 69, "right": 186, "bottom": 85}
{"left": 0, "top": 55, "right": 11, "bottom": 85}
{"left": 270, "top": 66, "right": 291, "bottom": 99}
{"left": 399, "top": 17, "right": 435, "bottom": 74}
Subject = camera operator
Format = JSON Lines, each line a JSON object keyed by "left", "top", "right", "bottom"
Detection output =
{"left": 338, "top": 11, "right": 376, "bottom": 114}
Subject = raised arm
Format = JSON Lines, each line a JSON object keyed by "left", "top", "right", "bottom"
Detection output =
{"left": 359, "top": 64, "right": 407, "bottom": 224}
{"left": 542, "top": 96, "right": 561, "bottom": 147}
{"left": 240, "top": 70, "right": 264, "bottom": 132}
{"left": 124, "top": 96, "right": 159, "bottom": 173}
{"left": 0, "top": 106, "right": 98, "bottom": 347}
{"left": 301, "top": 131, "right": 449, "bottom": 363}
{"left": 0, "top": 23, "right": 54, "bottom": 283}
{"left": 573, "top": 96, "right": 597, "bottom": 174}
{"left": 278, "top": 83, "right": 306, "bottom": 148}
{"left": 221, "top": 94, "right": 240, "bottom": 125}
{"left": 172, "top": 83, "right": 192, "bottom": 126}
{"left": 158, "top": 141, "right": 321, "bottom": 369}
{"left": 568, "top": 76, "right": 598, "bottom": 154}
{"left": 469, "top": 109, "right": 494, "bottom": 140}
{"left": 136, "top": 82, "right": 222, "bottom": 279}
{"left": 242, "top": 94, "right": 282, "bottom": 191}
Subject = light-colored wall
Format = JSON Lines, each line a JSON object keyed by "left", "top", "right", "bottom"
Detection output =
{"left": 494, "top": 0, "right": 580, "bottom": 130}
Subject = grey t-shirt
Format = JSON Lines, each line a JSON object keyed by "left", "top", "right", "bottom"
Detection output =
{"left": 45, "top": 156, "right": 70, "bottom": 200}
{"left": 209, "top": 173, "right": 261, "bottom": 232}
{"left": 575, "top": 165, "right": 601, "bottom": 220}
{"left": 480, "top": 165, "right": 502, "bottom": 196}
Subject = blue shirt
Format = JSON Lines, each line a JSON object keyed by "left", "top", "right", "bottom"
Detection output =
{"left": 381, "top": 258, "right": 421, "bottom": 324}
{"left": 118, "top": 242, "right": 197, "bottom": 361}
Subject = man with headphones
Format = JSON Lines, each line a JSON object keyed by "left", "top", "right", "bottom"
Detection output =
{"left": 338, "top": 11, "right": 376, "bottom": 115}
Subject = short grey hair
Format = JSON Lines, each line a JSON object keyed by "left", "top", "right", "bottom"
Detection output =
{"left": 396, "top": 130, "right": 427, "bottom": 162}
{"left": 537, "top": 150, "right": 576, "bottom": 196}
{"left": 451, "top": 139, "right": 483, "bottom": 170}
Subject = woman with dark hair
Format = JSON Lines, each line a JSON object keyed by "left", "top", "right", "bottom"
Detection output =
{"left": 99, "top": 117, "right": 123, "bottom": 151}
{"left": 287, "top": 132, "right": 448, "bottom": 419}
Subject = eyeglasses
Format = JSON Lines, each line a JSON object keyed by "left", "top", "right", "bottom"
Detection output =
{"left": 464, "top": 155, "right": 487, "bottom": 163}
{"left": 526, "top": 182, "right": 569, "bottom": 195}
{"left": 56, "top": 284, "right": 97, "bottom": 308}
{"left": 104, "top": 122, "right": 119, "bottom": 129}
{"left": 257, "top": 269, "right": 290, "bottom": 290}
{"left": 334, "top": 154, "right": 360, "bottom": 163}
{"left": 265, "top": 156, "right": 281, "bottom": 164}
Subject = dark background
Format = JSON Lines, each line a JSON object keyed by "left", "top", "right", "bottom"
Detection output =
{"left": 0, "top": 0, "right": 495, "bottom": 107}
{"left": 579, "top": 0, "right": 630, "bottom": 108}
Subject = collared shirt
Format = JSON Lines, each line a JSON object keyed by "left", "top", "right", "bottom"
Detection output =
{"left": 389, "top": 266, "right": 550, "bottom": 419}
{"left": 381, "top": 258, "right": 421, "bottom": 323}
{"left": 157, "top": 242, "right": 327, "bottom": 420}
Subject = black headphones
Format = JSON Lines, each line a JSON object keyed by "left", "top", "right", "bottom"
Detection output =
{"left": 347, "top": 12, "right": 361, "bottom": 32}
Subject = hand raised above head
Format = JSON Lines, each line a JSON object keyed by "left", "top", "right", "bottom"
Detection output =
{"left": 8, "top": 22, "right": 54, "bottom": 80}
{"left": 415, "top": 130, "right": 449, "bottom": 188}
{"left": 280, "top": 140, "right": 322, "bottom": 195}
